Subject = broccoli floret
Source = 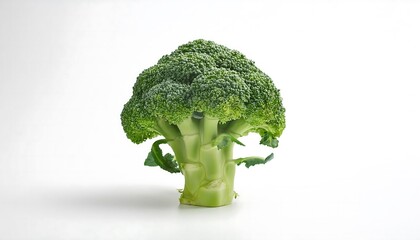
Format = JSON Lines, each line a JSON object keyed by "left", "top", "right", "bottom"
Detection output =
{"left": 121, "top": 39, "right": 286, "bottom": 207}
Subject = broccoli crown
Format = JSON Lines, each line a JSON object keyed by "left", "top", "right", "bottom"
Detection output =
{"left": 121, "top": 39, "right": 285, "bottom": 144}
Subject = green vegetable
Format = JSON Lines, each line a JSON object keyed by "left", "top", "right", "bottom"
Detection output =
{"left": 121, "top": 39, "right": 285, "bottom": 207}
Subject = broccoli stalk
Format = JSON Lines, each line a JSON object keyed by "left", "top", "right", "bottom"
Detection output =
{"left": 121, "top": 39, "right": 285, "bottom": 207}
{"left": 172, "top": 116, "right": 235, "bottom": 206}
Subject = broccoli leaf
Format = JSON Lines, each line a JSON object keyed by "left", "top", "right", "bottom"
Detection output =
{"left": 144, "top": 152, "right": 158, "bottom": 166}
{"left": 213, "top": 133, "right": 245, "bottom": 150}
{"left": 259, "top": 133, "right": 279, "bottom": 148}
{"left": 145, "top": 139, "right": 180, "bottom": 173}
{"left": 234, "top": 153, "right": 274, "bottom": 168}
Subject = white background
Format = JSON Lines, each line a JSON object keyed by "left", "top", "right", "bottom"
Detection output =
{"left": 1, "top": 0, "right": 420, "bottom": 239}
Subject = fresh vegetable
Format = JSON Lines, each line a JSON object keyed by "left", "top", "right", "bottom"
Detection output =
{"left": 121, "top": 39, "right": 285, "bottom": 207}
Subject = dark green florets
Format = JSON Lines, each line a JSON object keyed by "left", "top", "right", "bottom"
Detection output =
{"left": 242, "top": 71, "right": 286, "bottom": 135}
{"left": 121, "top": 39, "right": 285, "bottom": 144}
{"left": 157, "top": 52, "right": 216, "bottom": 84}
{"left": 144, "top": 81, "right": 192, "bottom": 124}
{"left": 121, "top": 96, "right": 158, "bottom": 144}
{"left": 191, "top": 69, "right": 250, "bottom": 123}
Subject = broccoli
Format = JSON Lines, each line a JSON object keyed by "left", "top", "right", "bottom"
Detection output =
{"left": 121, "top": 39, "right": 285, "bottom": 207}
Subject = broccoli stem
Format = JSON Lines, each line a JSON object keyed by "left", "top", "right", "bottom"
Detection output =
{"left": 179, "top": 145, "right": 236, "bottom": 207}
{"left": 168, "top": 115, "right": 236, "bottom": 207}
{"left": 224, "top": 118, "right": 254, "bottom": 137}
